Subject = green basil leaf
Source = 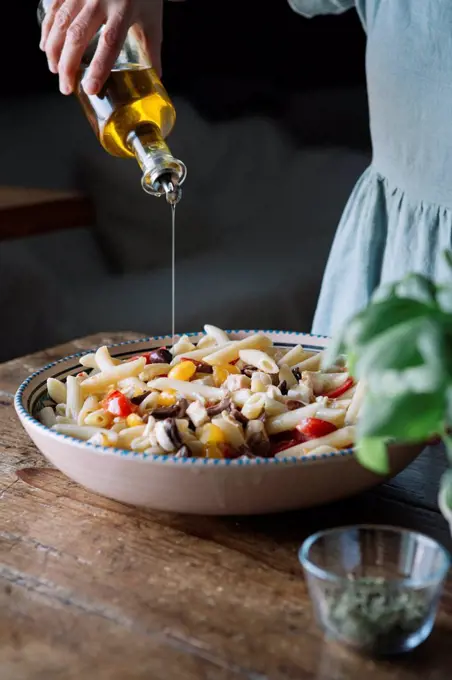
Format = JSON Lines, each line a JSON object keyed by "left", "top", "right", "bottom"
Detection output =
{"left": 355, "top": 437, "right": 389, "bottom": 475}
{"left": 367, "top": 365, "right": 444, "bottom": 397}
{"left": 394, "top": 273, "right": 438, "bottom": 306}
{"left": 353, "top": 318, "right": 425, "bottom": 379}
{"left": 343, "top": 298, "right": 432, "bottom": 352}
{"left": 416, "top": 318, "right": 452, "bottom": 380}
{"left": 354, "top": 317, "right": 450, "bottom": 396}
{"left": 358, "top": 391, "right": 445, "bottom": 441}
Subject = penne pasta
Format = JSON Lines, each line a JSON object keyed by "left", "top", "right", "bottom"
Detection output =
{"left": 251, "top": 371, "right": 273, "bottom": 393}
{"left": 52, "top": 423, "right": 118, "bottom": 443}
{"left": 330, "top": 398, "right": 353, "bottom": 409}
{"left": 239, "top": 349, "right": 279, "bottom": 374}
{"left": 55, "top": 403, "right": 67, "bottom": 417}
{"left": 171, "top": 334, "right": 196, "bottom": 356}
{"left": 95, "top": 345, "right": 117, "bottom": 371}
{"left": 139, "top": 363, "right": 171, "bottom": 381}
{"left": 266, "top": 403, "right": 318, "bottom": 435}
{"left": 47, "top": 377, "right": 67, "bottom": 405}
{"left": 315, "top": 407, "right": 347, "bottom": 428}
{"left": 292, "top": 351, "right": 325, "bottom": 373}
{"left": 111, "top": 420, "right": 128, "bottom": 433}
{"left": 302, "top": 445, "right": 339, "bottom": 456}
{"left": 80, "top": 357, "right": 147, "bottom": 394}
{"left": 77, "top": 395, "right": 99, "bottom": 426}
{"left": 170, "top": 345, "right": 226, "bottom": 365}
{"left": 138, "top": 392, "right": 159, "bottom": 413}
{"left": 131, "top": 435, "right": 152, "bottom": 452}
{"left": 38, "top": 406, "right": 57, "bottom": 428}
{"left": 278, "top": 364, "right": 297, "bottom": 389}
{"left": 118, "top": 425, "right": 147, "bottom": 448}
{"left": 263, "top": 395, "right": 287, "bottom": 417}
{"left": 204, "top": 334, "right": 272, "bottom": 366}
{"left": 300, "top": 426, "right": 356, "bottom": 454}
{"left": 147, "top": 377, "right": 225, "bottom": 400}
{"left": 84, "top": 409, "right": 113, "bottom": 428}
{"left": 275, "top": 426, "right": 356, "bottom": 459}
{"left": 302, "top": 371, "right": 349, "bottom": 396}
{"left": 66, "top": 376, "right": 83, "bottom": 421}
{"left": 196, "top": 334, "right": 217, "bottom": 349}
{"left": 266, "top": 385, "right": 285, "bottom": 402}
{"left": 241, "top": 394, "right": 265, "bottom": 420}
{"left": 204, "top": 324, "right": 230, "bottom": 345}
{"left": 277, "top": 345, "right": 313, "bottom": 368}
{"left": 345, "top": 380, "right": 366, "bottom": 425}
{"left": 79, "top": 353, "right": 97, "bottom": 369}
{"left": 230, "top": 388, "right": 253, "bottom": 408}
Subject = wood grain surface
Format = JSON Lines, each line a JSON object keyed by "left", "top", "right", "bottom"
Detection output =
{"left": 1, "top": 333, "right": 452, "bottom": 680}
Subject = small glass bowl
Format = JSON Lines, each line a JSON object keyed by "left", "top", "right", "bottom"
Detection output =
{"left": 299, "top": 525, "right": 450, "bottom": 656}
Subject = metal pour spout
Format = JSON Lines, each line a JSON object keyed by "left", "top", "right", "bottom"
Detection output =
{"left": 160, "top": 175, "right": 182, "bottom": 206}
{"left": 127, "top": 129, "right": 186, "bottom": 201}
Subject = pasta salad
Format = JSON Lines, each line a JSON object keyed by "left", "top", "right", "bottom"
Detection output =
{"left": 37, "top": 325, "right": 364, "bottom": 460}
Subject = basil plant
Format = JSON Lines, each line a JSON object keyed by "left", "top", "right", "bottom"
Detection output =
{"left": 324, "top": 251, "right": 452, "bottom": 509}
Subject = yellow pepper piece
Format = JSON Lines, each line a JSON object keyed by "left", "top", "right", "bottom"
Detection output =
{"left": 199, "top": 423, "right": 226, "bottom": 445}
{"left": 168, "top": 361, "right": 197, "bottom": 381}
{"left": 126, "top": 413, "right": 143, "bottom": 427}
{"left": 157, "top": 390, "right": 177, "bottom": 406}
{"left": 212, "top": 363, "right": 240, "bottom": 387}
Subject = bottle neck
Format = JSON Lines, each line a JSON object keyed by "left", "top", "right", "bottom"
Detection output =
{"left": 128, "top": 126, "right": 186, "bottom": 204}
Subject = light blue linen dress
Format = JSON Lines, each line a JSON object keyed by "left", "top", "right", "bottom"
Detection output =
{"left": 289, "top": 0, "right": 452, "bottom": 336}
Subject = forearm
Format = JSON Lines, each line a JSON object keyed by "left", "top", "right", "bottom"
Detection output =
{"left": 288, "top": 0, "right": 354, "bottom": 18}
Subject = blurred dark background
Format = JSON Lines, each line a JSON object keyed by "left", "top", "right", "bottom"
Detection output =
{"left": 0, "top": 0, "right": 370, "bottom": 360}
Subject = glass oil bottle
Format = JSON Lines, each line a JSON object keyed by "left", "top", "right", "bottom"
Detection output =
{"left": 37, "top": 0, "right": 186, "bottom": 204}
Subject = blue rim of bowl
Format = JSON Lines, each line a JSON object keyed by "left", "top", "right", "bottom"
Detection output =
{"left": 299, "top": 524, "right": 451, "bottom": 588}
{"left": 15, "top": 329, "right": 355, "bottom": 467}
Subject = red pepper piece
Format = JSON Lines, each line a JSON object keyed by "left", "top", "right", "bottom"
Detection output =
{"left": 271, "top": 428, "right": 307, "bottom": 455}
{"left": 221, "top": 444, "right": 241, "bottom": 459}
{"left": 271, "top": 439, "right": 300, "bottom": 455}
{"left": 296, "top": 417, "right": 337, "bottom": 440}
{"left": 102, "top": 390, "right": 136, "bottom": 417}
{"left": 325, "top": 377, "right": 354, "bottom": 399}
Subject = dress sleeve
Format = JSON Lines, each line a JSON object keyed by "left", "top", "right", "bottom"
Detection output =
{"left": 288, "top": 0, "right": 355, "bottom": 17}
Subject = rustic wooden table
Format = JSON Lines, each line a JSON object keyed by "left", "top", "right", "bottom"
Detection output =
{"left": 0, "top": 186, "right": 94, "bottom": 241}
{"left": 1, "top": 333, "right": 452, "bottom": 680}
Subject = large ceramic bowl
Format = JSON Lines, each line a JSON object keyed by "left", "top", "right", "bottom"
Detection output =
{"left": 15, "top": 330, "right": 424, "bottom": 515}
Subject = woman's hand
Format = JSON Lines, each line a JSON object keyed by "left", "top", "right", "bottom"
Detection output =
{"left": 40, "top": 0, "right": 164, "bottom": 96}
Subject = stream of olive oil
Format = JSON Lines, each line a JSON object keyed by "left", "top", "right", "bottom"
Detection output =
{"left": 171, "top": 203, "right": 176, "bottom": 345}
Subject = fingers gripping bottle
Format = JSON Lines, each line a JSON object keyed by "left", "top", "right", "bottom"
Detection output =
{"left": 38, "top": 0, "right": 186, "bottom": 204}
